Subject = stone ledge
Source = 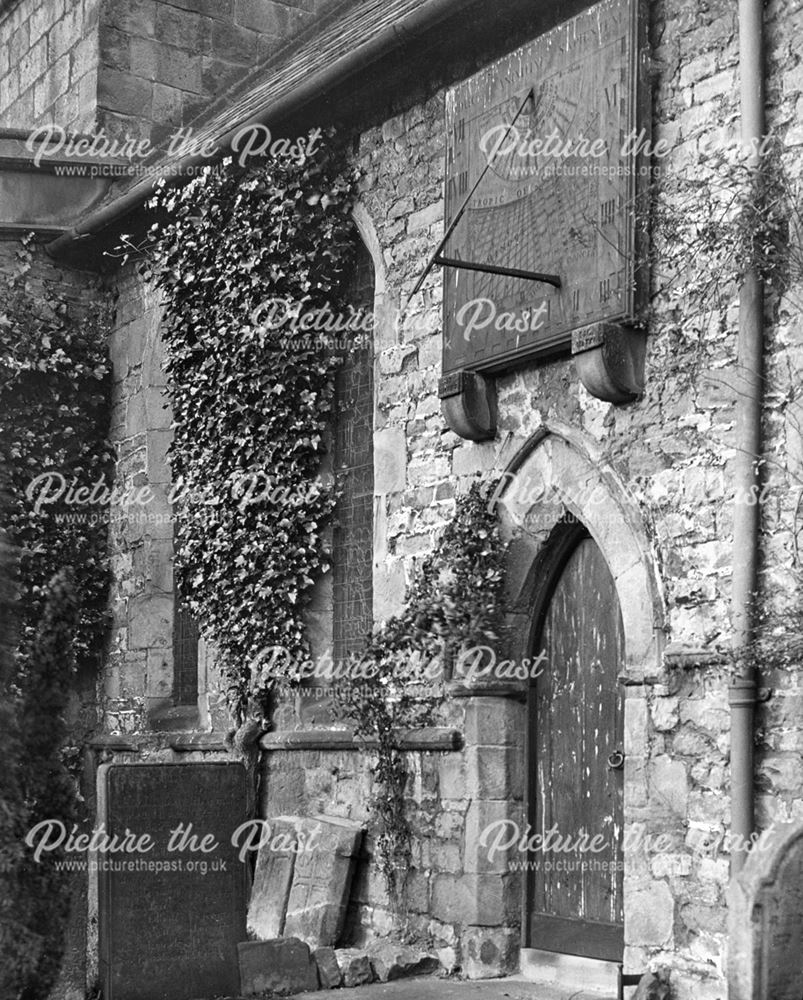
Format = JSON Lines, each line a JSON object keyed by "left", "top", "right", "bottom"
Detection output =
{"left": 168, "top": 733, "right": 230, "bottom": 752}
{"left": 259, "top": 728, "right": 463, "bottom": 752}
{"left": 87, "top": 733, "right": 231, "bottom": 753}
{"left": 87, "top": 735, "right": 141, "bottom": 752}
{"left": 662, "top": 644, "right": 729, "bottom": 669}
{"left": 446, "top": 681, "right": 527, "bottom": 701}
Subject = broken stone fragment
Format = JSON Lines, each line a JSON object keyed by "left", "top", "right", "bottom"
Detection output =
{"left": 369, "top": 942, "right": 440, "bottom": 982}
{"left": 335, "top": 948, "right": 375, "bottom": 987}
{"left": 237, "top": 937, "right": 319, "bottom": 995}
{"left": 314, "top": 946, "right": 343, "bottom": 989}
{"left": 436, "top": 946, "right": 458, "bottom": 974}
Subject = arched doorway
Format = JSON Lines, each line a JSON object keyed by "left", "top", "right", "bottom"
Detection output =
{"left": 497, "top": 425, "right": 664, "bottom": 980}
{"left": 525, "top": 522, "right": 625, "bottom": 962}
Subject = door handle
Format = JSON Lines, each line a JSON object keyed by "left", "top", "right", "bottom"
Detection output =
{"left": 607, "top": 750, "right": 625, "bottom": 770}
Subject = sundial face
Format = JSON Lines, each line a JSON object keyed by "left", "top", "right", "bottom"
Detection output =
{"left": 442, "top": 0, "right": 647, "bottom": 376}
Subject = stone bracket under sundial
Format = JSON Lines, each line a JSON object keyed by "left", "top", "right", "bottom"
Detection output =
{"left": 437, "top": 323, "right": 646, "bottom": 442}
{"left": 428, "top": 0, "right": 650, "bottom": 441}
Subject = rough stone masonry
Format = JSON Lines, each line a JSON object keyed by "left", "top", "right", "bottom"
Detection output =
{"left": 2, "top": 1, "right": 803, "bottom": 999}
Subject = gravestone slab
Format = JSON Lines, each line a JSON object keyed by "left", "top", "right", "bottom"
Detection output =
{"left": 283, "top": 815, "right": 363, "bottom": 946}
{"left": 97, "top": 763, "right": 248, "bottom": 1000}
{"left": 728, "top": 820, "right": 803, "bottom": 1000}
{"left": 246, "top": 816, "right": 299, "bottom": 939}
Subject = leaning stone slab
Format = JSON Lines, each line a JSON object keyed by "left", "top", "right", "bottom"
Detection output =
{"left": 728, "top": 819, "right": 803, "bottom": 1000}
{"left": 369, "top": 942, "right": 440, "bottom": 982}
{"left": 283, "top": 815, "right": 364, "bottom": 946}
{"left": 246, "top": 815, "right": 300, "bottom": 939}
{"left": 335, "top": 948, "right": 375, "bottom": 987}
{"left": 237, "top": 937, "right": 319, "bottom": 995}
{"left": 314, "top": 946, "right": 343, "bottom": 989}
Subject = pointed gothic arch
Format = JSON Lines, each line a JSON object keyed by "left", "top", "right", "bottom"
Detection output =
{"left": 495, "top": 422, "right": 665, "bottom": 678}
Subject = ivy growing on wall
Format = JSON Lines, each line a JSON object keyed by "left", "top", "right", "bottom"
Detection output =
{"left": 0, "top": 236, "right": 112, "bottom": 1000}
{"left": 141, "top": 140, "right": 508, "bottom": 913}
{"left": 0, "top": 570, "right": 82, "bottom": 1000}
{"left": 339, "top": 482, "right": 507, "bottom": 916}
{"left": 142, "top": 137, "right": 360, "bottom": 724}
{"left": 0, "top": 235, "right": 112, "bottom": 668}
{"left": 620, "top": 133, "right": 803, "bottom": 664}
{"left": 640, "top": 136, "right": 796, "bottom": 380}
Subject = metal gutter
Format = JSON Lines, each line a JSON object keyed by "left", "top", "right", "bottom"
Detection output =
{"left": 729, "top": 0, "right": 765, "bottom": 876}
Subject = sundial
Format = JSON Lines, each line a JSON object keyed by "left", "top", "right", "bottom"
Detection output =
{"left": 437, "top": 0, "right": 648, "bottom": 378}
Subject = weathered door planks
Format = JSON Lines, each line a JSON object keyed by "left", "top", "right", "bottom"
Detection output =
{"left": 527, "top": 533, "right": 624, "bottom": 961}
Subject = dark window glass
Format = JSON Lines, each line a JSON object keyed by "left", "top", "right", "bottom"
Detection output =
{"left": 173, "top": 563, "right": 199, "bottom": 706}
{"left": 332, "top": 241, "right": 375, "bottom": 664}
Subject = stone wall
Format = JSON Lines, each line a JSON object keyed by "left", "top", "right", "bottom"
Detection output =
{"left": 0, "top": 0, "right": 339, "bottom": 144}
{"left": 340, "top": 0, "right": 803, "bottom": 992}
{"left": 105, "top": 268, "right": 228, "bottom": 734}
{"left": 95, "top": 0, "right": 338, "bottom": 146}
{"left": 106, "top": 268, "right": 172, "bottom": 733}
{"left": 260, "top": 695, "right": 525, "bottom": 979}
{"left": 21, "top": 0, "right": 802, "bottom": 994}
{"left": 754, "top": 0, "right": 803, "bottom": 840}
{"left": 0, "top": 0, "right": 99, "bottom": 130}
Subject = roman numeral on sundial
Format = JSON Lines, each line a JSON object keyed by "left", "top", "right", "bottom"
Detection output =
{"left": 446, "top": 172, "right": 468, "bottom": 209}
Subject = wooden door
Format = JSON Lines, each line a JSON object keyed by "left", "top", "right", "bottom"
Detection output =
{"left": 526, "top": 531, "right": 624, "bottom": 961}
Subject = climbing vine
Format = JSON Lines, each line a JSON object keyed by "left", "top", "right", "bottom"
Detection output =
{"left": 0, "top": 236, "right": 112, "bottom": 1000}
{"left": 141, "top": 136, "right": 360, "bottom": 724}
{"left": 139, "top": 139, "right": 508, "bottom": 911}
{"left": 639, "top": 135, "right": 797, "bottom": 380}
{"left": 0, "top": 234, "right": 112, "bottom": 669}
{"left": 619, "top": 134, "right": 803, "bottom": 670}
{"left": 339, "top": 482, "right": 507, "bottom": 915}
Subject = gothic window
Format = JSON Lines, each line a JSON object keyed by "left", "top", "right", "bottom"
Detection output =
{"left": 332, "top": 240, "right": 375, "bottom": 665}
{"left": 172, "top": 559, "right": 199, "bottom": 707}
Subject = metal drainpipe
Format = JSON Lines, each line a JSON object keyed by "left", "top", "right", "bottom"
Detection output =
{"left": 729, "top": 0, "right": 765, "bottom": 876}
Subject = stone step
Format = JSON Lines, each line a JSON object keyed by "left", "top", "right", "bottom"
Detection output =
{"left": 237, "top": 937, "right": 440, "bottom": 995}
